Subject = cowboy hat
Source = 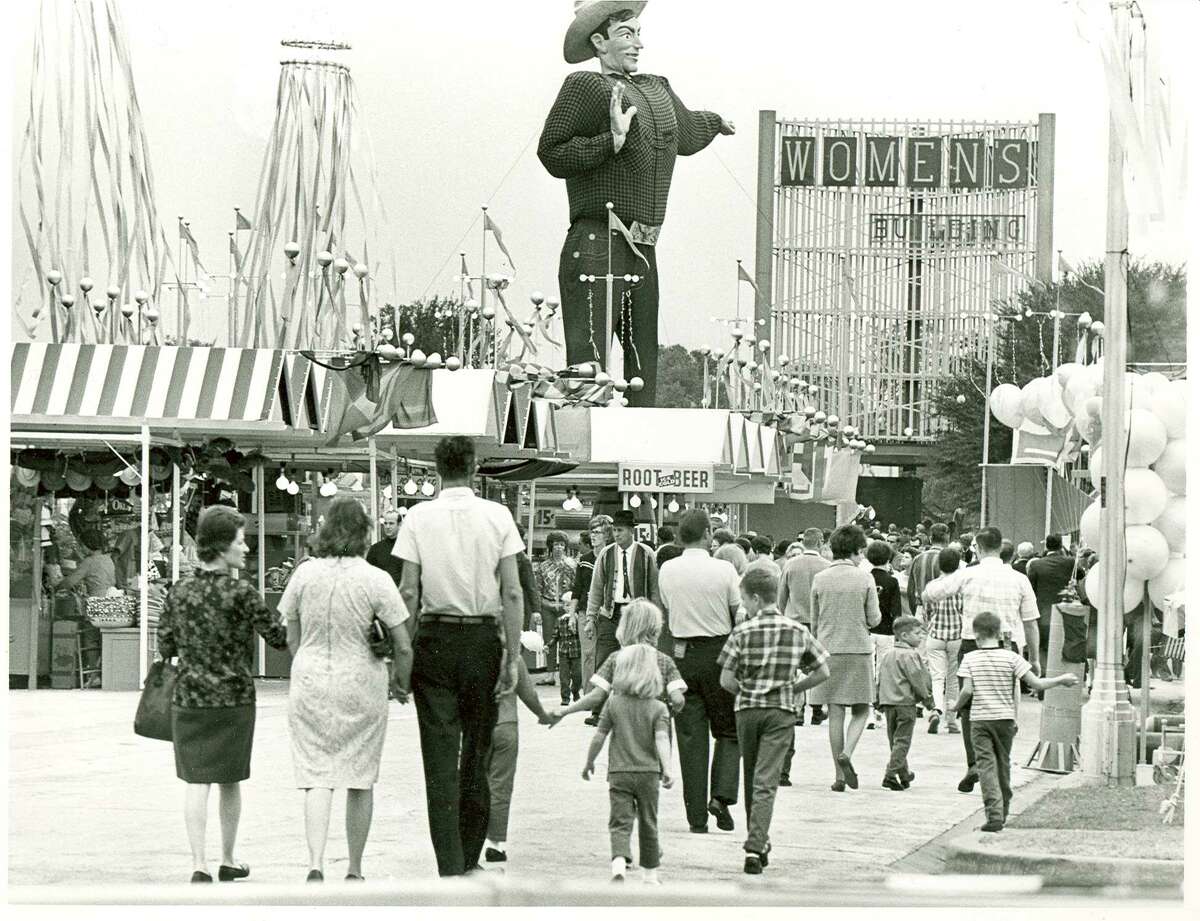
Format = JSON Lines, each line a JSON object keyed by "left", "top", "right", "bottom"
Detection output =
{"left": 15, "top": 466, "right": 41, "bottom": 489}
{"left": 563, "top": 1, "right": 647, "bottom": 65}
{"left": 66, "top": 470, "right": 94, "bottom": 492}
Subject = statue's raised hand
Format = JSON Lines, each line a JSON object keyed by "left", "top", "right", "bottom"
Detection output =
{"left": 610, "top": 83, "right": 637, "bottom": 153}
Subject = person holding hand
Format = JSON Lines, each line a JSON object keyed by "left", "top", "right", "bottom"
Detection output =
{"left": 581, "top": 645, "right": 673, "bottom": 884}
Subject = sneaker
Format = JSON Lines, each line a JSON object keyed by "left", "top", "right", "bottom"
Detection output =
{"left": 779, "top": 775, "right": 793, "bottom": 787}
{"left": 981, "top": 820, "right": 1004, "bottom": 833}
{"left": 947, "top": 723, "right": 961, "bottom": 734}
{"left": 743, "top": 854, "right": 763, "bottom": 875}
{"left": 611, "top": 857, "right": 627, "bottom": 882}
{"left": 708, "top": 798, "right": 735, "bottom": 831}
{"left": 927, "top": 712, "right": 941, "bottom": 734}
{"left": 882, "top": 775, "right": 905, "bottom": 791}
{"left": 866, "top": 721, "right": 876, "bottom": 730}
{"left": 957, "top": 772, "right": 978, "bottom": 794}
{"left": 484, "top": 847, "right": 507, "bottom": 863}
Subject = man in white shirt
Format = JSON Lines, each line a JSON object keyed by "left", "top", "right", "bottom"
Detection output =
{"left": 393, "top": 436, "right": 525, "bottom": 877}
{"left": 922, "top": 526, "right": 1040, "bottom": 794}
{"left": 777, "top": 527, "right": 830, "bottom": 727}
{"left": 659, "top": 509, "right": 742, "bottom": 834}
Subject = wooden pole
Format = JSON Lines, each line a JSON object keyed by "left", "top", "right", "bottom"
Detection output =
{"left": 527, "top": 481, "right": 538, "bottom": 556}
{"left": 29, "top": 497, "right": 44, "bottom": 684}
{"left": 171, "top": 463, "right": 181, "bottom": 583}
{"left": 754, "top": 110, "right": 777, "bottom": 333}
{"left": 1036, "top": 114, "right": 1057, "bottom": 285}
{"left": 138, "top": 425, "right": 151, "bottom": 687}
{"left": 980, "top": 254, "right": 999, "bottom": 526}
{"left": 369, "top": 437, "right": 379, "bottom": 544}
{"left": 256, "top": 463, "right": 266, "bottom": 676}
{"left": 1080, "top": 2, "right": 1137, "bottom": 785}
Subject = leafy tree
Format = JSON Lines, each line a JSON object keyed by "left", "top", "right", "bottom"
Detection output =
{"left": 656, "top": 344, "right": 707, "bottom": 407}
{"left": 922, "top": 260, "right": 1186, "bottom": 525}
{"left": 381, "top": 296, "right": 463, "bottom": 357}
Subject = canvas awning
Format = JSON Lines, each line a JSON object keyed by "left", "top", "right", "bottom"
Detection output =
{"left": 369, "top": 369, "right": 562, "bottom": 457}
{"left": 10, "top": 343, "right": 324, "bottom": 433}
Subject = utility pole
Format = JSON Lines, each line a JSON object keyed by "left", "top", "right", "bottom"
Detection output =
{"left": 1078, "top": 1, "right": 1137, "bottom": 786}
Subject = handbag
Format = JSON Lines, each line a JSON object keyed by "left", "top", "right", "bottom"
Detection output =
{"left": 134, "top": 659, "right": 178, "bottom": 741}
{"left": 369, "top": 617, "right": 391, "bottom": 659}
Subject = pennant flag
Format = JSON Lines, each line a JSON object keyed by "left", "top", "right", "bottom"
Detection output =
{"left": 461, "top": 253, "right": 475, "bottom": 301}
{"left": 737, "top": 261, "right": 759, "bottom": 295}
{"left": 483, "top": 212, "right": 516, "bottom": 270}
{"left": 608, "top": 209, "right": 650, "bottom": 268}
{"left": 229, "top": 233, "right": 244, "bottom": 275}
{"left": 234, "top": 208, "right": 252, "bottom": 231}
{"left": 323, "top": 358, "right": 437, "bottom": 445}
{"left": 993, "top": 257, "right": 1044, "bottom": 289}
{"left": 1058, "top": 253, "right": 1075, "bottom": 277}
{"left": 179, "top": 219, "right": 207, "bottom": 276}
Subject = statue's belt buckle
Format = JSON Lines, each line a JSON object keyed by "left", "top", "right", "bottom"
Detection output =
{"left": 628, "top": 221, "right": 661, "bottom": 246}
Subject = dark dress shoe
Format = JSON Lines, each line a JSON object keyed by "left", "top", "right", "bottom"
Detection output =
{"left": 981, "top": 820, "right": 1004, "bottom": 833}
{"left": 830, "top": 780, "right": 846, "bottom": 792}
{"left": 708, "top": 798, "right": 735, "bottom": 831}
{"left": 882, "top": 776, "right": 905, "bottom": 791}
{"left": 306, "top": 869, "right": 324, "bottom": 883}
{"left": 190, "top": 871, "right": 213, "bottom": 884}
{"left": 902, "top": 770, "right": 915, "bottom": 788}
{"left": 778, "top": 776, "right": 793, "bottom": 787}
{"left": 810, "top": 708, "right": 826, "bottom": 726}
{"left": 958, "top": 772, "right": 979, "bottom": 794}
{"left": 837, "top": 753, "right": 858, "bottom": 789}
{"left": 583, "top": 715, "right": 600, "bottom": 726}
{"left": 485, "top": 847, "right": 507, "bottom": 863}
{"left": 218, "top": 863, "right": 249, "bottom": 881}
{"left": 689, "top": 824, "right": 709, "bottom": 833}
{"left": 345, "top": 874, "right": 365, "bottom": 881}
{"left": 743, "top": 854, "right": 763, "bottom": 875}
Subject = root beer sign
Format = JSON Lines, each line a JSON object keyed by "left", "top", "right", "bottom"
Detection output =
{"left": 780, "top": 135, "right": 1031, "bottom": 190}
{"left": 618, "top": 462, "right": 714, "bottom": 494}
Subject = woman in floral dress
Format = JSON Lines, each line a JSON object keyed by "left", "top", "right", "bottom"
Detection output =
{"left": 157, "top": 505, "right": 289, "bottom": 884}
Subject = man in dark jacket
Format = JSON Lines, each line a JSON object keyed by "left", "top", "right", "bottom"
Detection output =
{"left": 1026, "top": 535, "right": 1076, "bottom": 675}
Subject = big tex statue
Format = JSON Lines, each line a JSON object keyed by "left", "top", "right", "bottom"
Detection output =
{"left": 539, "top": 2, "right": 734, "bottom": 407}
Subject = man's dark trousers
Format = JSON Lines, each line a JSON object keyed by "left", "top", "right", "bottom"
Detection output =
{"left": 881, "top": 704, "right": 918, "bottom": 779}
{"left": 673, "top": 635, "right": 739, "bottom": 829}
{"left": 558, "top": 217, "right": 660, "bottom": 407}
{"left": 591, "top": 604, "right": 624, "bottom": 718}
{"left": 411, "top": 621, "right": 503, "bottom": 876}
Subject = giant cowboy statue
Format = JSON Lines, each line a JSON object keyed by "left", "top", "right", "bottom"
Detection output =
{"left": 539, "top": 2, "right": 735, "bottom": 408}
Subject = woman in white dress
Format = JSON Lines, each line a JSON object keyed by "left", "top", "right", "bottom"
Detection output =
{"left": 279, "top": 498, "right": 413, "bottom": 882}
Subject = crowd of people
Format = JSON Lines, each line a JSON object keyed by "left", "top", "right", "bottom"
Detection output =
{"left": 154, "top": 435, "right": 1150, "bottom": 884}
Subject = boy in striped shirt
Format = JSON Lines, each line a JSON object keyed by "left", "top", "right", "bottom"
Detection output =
{"left": 950, "top": 611, "right": 1079, "bottom": 831}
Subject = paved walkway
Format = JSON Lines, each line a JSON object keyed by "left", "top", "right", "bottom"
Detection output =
{"left": 9, "top": 682, "right": 1044, "bottom": 889}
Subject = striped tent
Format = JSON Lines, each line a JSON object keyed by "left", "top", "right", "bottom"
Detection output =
{"left": 10, "top": 343, "right": 323, "bottom": 432}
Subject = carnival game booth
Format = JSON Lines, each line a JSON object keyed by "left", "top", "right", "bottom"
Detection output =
{"left": 549, "top": 407, "right": 788, "bottom": 537}
{"left": 9, "top": 342, "right": 328, "bottom": 691}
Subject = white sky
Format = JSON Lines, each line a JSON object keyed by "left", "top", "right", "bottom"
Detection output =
{"left": 7, "top": 0, "right": 1195, "bottom": 350}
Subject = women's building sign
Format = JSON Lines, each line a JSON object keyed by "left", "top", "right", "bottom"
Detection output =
{"left": 780, "top": 135, "right": 1032, "bottom": 189}
{"left": 617, "top": 463, "right": 714, "bottom": 494}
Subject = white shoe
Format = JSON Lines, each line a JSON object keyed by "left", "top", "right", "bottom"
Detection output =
{"left": 643, "top": 869, "right": 662, "bottom": 884}
{"left": 611, "top": 857, "right": 626, "bottom": 882}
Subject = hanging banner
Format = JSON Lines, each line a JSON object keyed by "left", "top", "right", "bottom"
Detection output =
{"left": 618, "top": 462, "right": 714, "bottom": 494}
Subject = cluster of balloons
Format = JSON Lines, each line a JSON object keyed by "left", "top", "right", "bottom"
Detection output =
{"left": 994, "top": 365, "right": 1190, "bottom": 614}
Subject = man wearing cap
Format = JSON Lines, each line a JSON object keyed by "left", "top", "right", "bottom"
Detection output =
{"left": 586, "top": 508, "right": 659, "bottom": 721}
{"left": 539, "top": 1, "right": 735, "bottom": 407}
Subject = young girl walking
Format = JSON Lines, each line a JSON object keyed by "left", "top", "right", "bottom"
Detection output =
{"left": 581, "top": 644, "right": 674, "bottom": 884}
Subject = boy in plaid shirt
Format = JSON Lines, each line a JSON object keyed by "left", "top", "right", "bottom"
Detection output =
{"left": 718, "top": 568, "right": 830, "bottom": 875}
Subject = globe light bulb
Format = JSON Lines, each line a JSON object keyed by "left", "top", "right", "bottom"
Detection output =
{"left": 421, "top": 479, "right": 436, "bottom": 497}
{"left": 667, "top": 499, "right": 680, "bottom": 514}
{"left": 286, "top": 480, "right": 300, "bottom": 496}
{"left": 319, "top": 480, "right": 338, "bottom": 498}
{"left": 628, "top": 494, "right": 642, "bottom": 509}
{"left": 275, "top": 473, "right": 290, "bottom": 491}
{"left": 403, "top": 478, "right": 418, "bottom": 496}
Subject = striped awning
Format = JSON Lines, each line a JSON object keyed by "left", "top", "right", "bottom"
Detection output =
{"left": 10, "top": 343, "right": 321, "bottom": 430}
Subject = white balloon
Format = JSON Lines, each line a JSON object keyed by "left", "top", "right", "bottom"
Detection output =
{"left": 1079, "top": 499, "right": 1102, "bottom": 549}
{"left": 1055, "top": 362, "right": 1082, "bottom": 389}
{"left": 1123, "top": 373, "right": 1155, "bottom": 411}
{"left": 1126, "top": 408, "right": 1168, "bottom": 467}
{"left": 1150, "top": 382, "right": 1187, "bottom": 439}
{"left": 1153, "top": 495, "right": 1186, "bottom": 553}
{"left": 1020, "top": 378, "right": 1046, "bottom": 427}
{"left": 1124, "top": 467, "right": 1169, "bottom": 525}
{"left": 1125, "top": 524, "right": 1170, "bottom": 581}
{"left": 989, "top": 383, "right": 1025, "bottom": 428}
{"left": 1140, "top": 371, "right": 1171, "bottom": 394}
{"left": 1148, "top": 557, "right": 1186, "bottom": 609}
{"left": 1088, "top": 445, "right": 1103, "bottom": 491}
{"left": 1037, "top": 376, "right": 1071, "bottom": 429}
{"left": 1074, "top": 408, "right": 1102, "bottom": 445}
{"left": 1153, "top": 438, "right": 1186, "bottom": 495}
{"left": 1064, "top": 363, "right": 1102, "bottom": 414}
{"left": 1083, "top": 563, "right": 1144, "bottom": 614}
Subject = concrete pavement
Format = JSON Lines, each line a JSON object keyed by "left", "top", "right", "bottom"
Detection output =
{"left": 9, "top": 682, "right": 1045, "bottom": 890}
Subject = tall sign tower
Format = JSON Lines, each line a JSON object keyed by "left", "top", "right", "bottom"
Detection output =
{"left": 753, "top": 113, "right": 1055, "bottom": 444}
